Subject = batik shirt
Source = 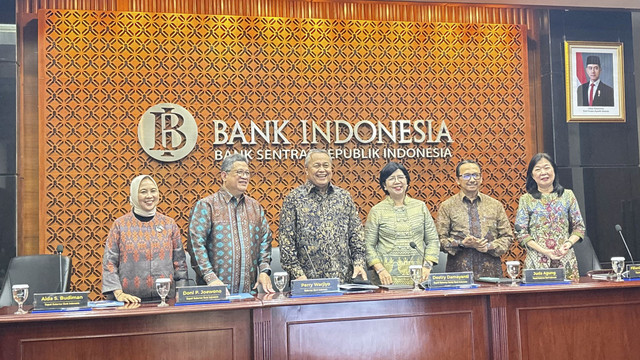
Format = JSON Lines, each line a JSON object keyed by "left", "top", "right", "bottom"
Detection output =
{"left": 365, "top": 196, "right": 440, "bottom": 285}
{"left": 436, "top": 192, "right": 514, "bottom": 279}
{"left": 515, "top": 189, "right": 586, "bottom": 280}
{"left": 188, "top": 189, "right": 272, "bottom": 294}
{"left": 102, "top": 212, "right": 187, "bottom": 299}
{"left": 279, "top": 181, "right": 366, "bottom": 283}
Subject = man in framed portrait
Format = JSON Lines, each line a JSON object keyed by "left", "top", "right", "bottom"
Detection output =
{"left": 577, "top": 55, "right": 614, "bottom": 107}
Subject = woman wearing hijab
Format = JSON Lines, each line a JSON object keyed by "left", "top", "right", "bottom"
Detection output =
{"left": 102, "top": 175, "right": 188, "bottom": 303}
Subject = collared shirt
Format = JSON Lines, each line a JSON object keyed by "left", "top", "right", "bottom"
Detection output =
{"left": 102, "top": 212, "right": 188, "bottom": 299}
{"left": 187, "top": 189, "right": 272, "bottom": 294}
{"left": 364, "top": 196, "right": 440, "bottom": 285}
{"left": 436, "top": 192, "right": 514, "bottom": 278}
{"left": 279, "top": 181, "right": 366, "bottom": 283}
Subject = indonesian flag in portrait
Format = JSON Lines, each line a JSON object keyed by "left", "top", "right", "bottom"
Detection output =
{"left": 575, "top": 52, "right": 587, "bottom": 88}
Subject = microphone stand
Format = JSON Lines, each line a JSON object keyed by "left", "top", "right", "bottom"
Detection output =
{"left": 409, "top": 242, "right": 428, "bottom": 268}
{"left": 615, "top": 225, "right": 635, "bottom": 265}
{"left": 56, "top": 245, "right": 64, "bottom": 293}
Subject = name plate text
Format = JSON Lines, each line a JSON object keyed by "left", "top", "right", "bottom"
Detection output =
{"left": 291, "top": 278, "right": 339, "bottom": 295}
{"left": 34, "top": 292, "right": 89, "bottom": 310}
{"left": 426, "top": 272, "right": 473, "bottom": 288}
{"left": 176, "top": 285, "right": 227, "bottom": 303}
{"left": 523, "top": 268, "right": 565, "bottom": 283}
{"left": 627, "top": 265, "right": 640, "bottom": 279}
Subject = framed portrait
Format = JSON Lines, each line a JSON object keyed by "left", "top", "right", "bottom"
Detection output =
{"left": 564, "top": 41, "right": 625, "bottom": 122}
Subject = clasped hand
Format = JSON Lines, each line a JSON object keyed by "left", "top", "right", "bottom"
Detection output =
{"left": 462, "top": 236, "right": 489, "bottom": 253}
{"left": 547, "top": 241, "right": 573, "bottom": 260}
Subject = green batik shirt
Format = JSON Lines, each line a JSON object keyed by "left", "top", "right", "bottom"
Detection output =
{"left": 364, "top": 196, "right": 440, "bottom": 285}
{"left": 279, "top": 181, "right": 366, "bottom": 283}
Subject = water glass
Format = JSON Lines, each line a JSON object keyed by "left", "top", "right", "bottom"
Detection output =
{"left": 409, "top": 265, "right": 422, "bottom": 291}
{"left": 506, "top": 261, "right": 520, "bottom": 287}
{"left": 155, "top": 278, "right": 171, "bottom": 307}
{"left": 273, "top": 272, "right": 289, "bottom": 293}
{"left": 611, "top": 257, "right": 625, "bottom": 282}
{"left": 12, "top": 284, "right": 29, "bottom": 315}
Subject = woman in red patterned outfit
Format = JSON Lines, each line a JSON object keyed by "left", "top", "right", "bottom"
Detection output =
{"left": 102, "top": 175, "right": 187, "bottom": 303}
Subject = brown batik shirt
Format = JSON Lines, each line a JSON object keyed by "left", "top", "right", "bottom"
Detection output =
{"left": 436, "top": 192, "right": 513, "bottom": 279}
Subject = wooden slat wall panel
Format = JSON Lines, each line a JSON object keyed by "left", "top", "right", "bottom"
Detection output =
{"left": 18, "top": 1, "right": 534, "bottom": 30}
{"left": 17, "top": 0, "right": 640, "bottom": 14}
{"left": 15, "top": 0, "right": 539, "bottom": 301}
{"left": 17, "top": 1, "right": 539, "bottom": 259}
{"left": 37, "top": 9, "right": 530, "bottom": 298}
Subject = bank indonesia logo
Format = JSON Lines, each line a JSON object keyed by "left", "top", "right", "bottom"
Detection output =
{"left": 138, "top": 103, "right": 198, "bottom": 162}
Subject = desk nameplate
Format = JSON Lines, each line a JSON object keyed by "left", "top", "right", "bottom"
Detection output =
{"left": 33, "top": 292, "right": 89, "bottom": 310}
{"left": 627, "top": 265, "right": 640, "bottom": 279}
{"left": 426, "top": 272, "right": 474, "bottom": 288}
{"left": 523, "top": 268, "right": 564, "bottom": 283}
{"left": 176, "top": 285, "right": 227, "bottom": 303}
{"left": 291, "top": 278, "right": 340, "bottom": 295}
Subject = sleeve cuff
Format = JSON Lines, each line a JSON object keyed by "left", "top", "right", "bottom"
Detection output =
{"left": 570, "top": 231, "right": 585, "bottom": 241}
{"left": 520, "top": 236, "right": 535, "bottom": 246}
{"left": 353, "top": 258, "right": 366, "bottom": 268}
{"left": 425, "top": 256, "right": 438, "bottom": 265}
{"left": 203, "top": 272, "right": 219, "bottom": 285}
{"left": 259, "top": 262, "right": 271, "bottom": 273}
{"left": 367, "top": 259, "right": 381, "bottom": 267}
{"left": 260, "top": 264, "right": 272, "bottom": 276}
{"left": 101, "top": 285, "right": 121, "bottom": 295}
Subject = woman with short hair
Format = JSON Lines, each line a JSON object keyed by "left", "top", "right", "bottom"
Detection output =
{"left": 364, "top": 162, "right": 440, "bottom": 285}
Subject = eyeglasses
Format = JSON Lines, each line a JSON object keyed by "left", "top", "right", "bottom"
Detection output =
{"left": 386, "top": 175, "right": 407, "bottom": 183}
{"left": 459, "top": 173, "right": 481, "bottom": 180}
{"left": 233, "top": 170, "right": 251, "bottom": 178}
{"left": 311, "top": 163, "right": 331, "bottom": 170}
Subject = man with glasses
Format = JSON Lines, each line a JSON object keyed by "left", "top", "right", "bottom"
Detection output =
{"left": 279, "top": 149, "right": 368, "bottom": 283}
{"left": 187, "top": 153, "right": 275, "bottom": 293}
{"left": 435, "top": 160, "right": 513, "bottom": 279}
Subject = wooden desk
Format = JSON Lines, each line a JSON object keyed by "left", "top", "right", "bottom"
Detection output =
{"left": 256, "top": 288, "right": 494, "bottom": 360}
{"left": 1, "top": 279, "right": 639, "bottom": 360}
{"left": 494, "top": 279, "right": 640, "bottom": 359}
{"left": 0, "top": 298, "right": 260, "bottom": 360}
{"left": 256, "top": 279, "right": 640, "bottom": 360}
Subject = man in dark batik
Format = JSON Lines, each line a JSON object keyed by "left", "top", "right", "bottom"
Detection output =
{"left": 279, "top": 149, "right": 368, "bottom": 283}
{"left": 187, "top": 154, "right": 274, "bottom": 294}
{"left": 436, "top": 160, "right": 513, "bottom": 279}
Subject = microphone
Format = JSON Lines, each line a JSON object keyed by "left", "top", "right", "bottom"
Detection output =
{"left": 615, "top": 224, "right": 635, "bottom": 264}
{"left": 56, "top": 245, "right": 64, "bottom": 293}
{"left": 303, "top": 245, "right": 318, "bottom": 278}
{"left": 409, "top": 241, "right": 427, "bottom": 267}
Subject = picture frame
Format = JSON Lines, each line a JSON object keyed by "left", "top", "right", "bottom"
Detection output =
{"left": 564, "top": 41, "right": 625, "bottom": 122}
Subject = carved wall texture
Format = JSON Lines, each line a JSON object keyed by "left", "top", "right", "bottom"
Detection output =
{"left": 40, "top": 10, "right": 529, "bottom": 297}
